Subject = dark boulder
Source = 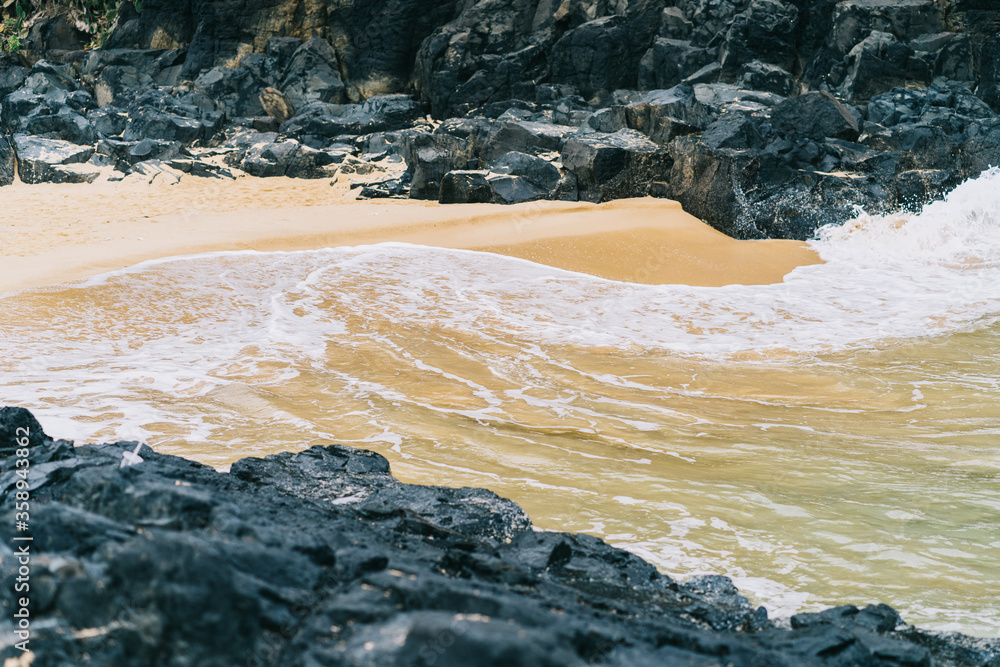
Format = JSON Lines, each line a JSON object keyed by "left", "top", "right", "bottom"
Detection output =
{"left": 404, "top": 132, "right": 472, "bottom": 199}
{"left": 549, "top": 17, "right": 631, "bottom": 102}
{"left": 838, "top": 31, "right": 913, "bottom": 102}
{"left": 93, "top": 65, "right": 154, "bottom": 108}
{"left": 736, "top": 60, "right": 796, "bottom": 97}
{"left": 0, "top": 54, "right": 29, "bottom": 100}
{"left": 280, "top": 37, "right": 347, "bottom": 109}
{"left": 194, "top": 66, "right": 266, "bottom": 118}
{"left": 87, "top": 107, "right": 129, "bottom": 138}
{"left": 22, "top": 107, "right": 96, "bottom": 145}
{"left": 4, "top": 408, "right": 998, "bottom": 666}
{"left": 826, "top": 0, "right": 942, "bottom": 58}
{"left": 721, "top": 0, "right": 800, "bottom": 76}
{"left": 977, "top": 34, "right": 1000, "bottom": 112}
{"left": 122, "top": 91, "right": 225, "bottom": 147}
{"left": 483, "top": 119, "right": 575, "bottom": 162}
{"left": 439, "top": 169, "right": 493, "bottom": 203}
{"left": 701, "top": 113, "right": 766, "bottom": 150}
{"left": 771, "top": 91, "right": 861, "bottom": 142}
{"left": 561, "top": 129, "right": 672, "bottom": 202}
{"left": 638, "top": 39, "right": 715, "bottom": 92}
{"left": 13, "top": 134, "right": 98, "bottom": 184}
{"left": 0, "top": 133, "right": 14, "bottom": 186}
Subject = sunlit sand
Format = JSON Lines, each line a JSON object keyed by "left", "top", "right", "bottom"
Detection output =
{"left": 0, "top": 176, "right": 820, "bottom": 293}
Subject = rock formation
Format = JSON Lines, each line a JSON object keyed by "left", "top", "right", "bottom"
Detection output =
{"left": 2, "top": 407, "right": 998, "bottom": 666}
{"left": 1, "top": 0, "right": 999, "bottom": 237}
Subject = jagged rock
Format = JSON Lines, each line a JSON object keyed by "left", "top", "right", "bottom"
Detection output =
{"left": 259, "top": 87, "right": 295, "bottom": 124}
{"left": 3, "top": 408, "right": 998, "bottom": 666}
{"left": 122, "top": 90, "right": 224, "bottom": 146}
{"left": 977, "top": 34, "right": 1000, "bottom": 112}
{"left": 638, "top": 38, "right": 716, "bottom": 91}
{"left": 94, "top": 65, "right": 154, "bottom": 108}
{"left": 721, "top": 0, "right": 799, "bottom": 76}
{"left": 827, "top": 0, "right": 941, "bottom": 56}
{"left": 280, "top": 38, "right": 347, "bottom": 109}
{"left": 838, "top": 31, "right": 913, "bottom": 102}
{"left": 234, "top": 139, "right": 340, "bottom": 178}
{"left": 13, "top": 134, "right": 95, "bottom": 184}
{"left": 194, "top": 66, "right": 265, "bottom": 118}
{"left": 0, "top": 54, "right": 28, "bottom": 99}
{"left": 281, "top": 95, "right": 424, "bottom": 143}
{"left": 87, "top": 107, "right": 129, "bottom": 137}
{"left": 550, "top": 17, "right": 630, "bottom": 102}
{"left": 24, "top": 13, "right": 89, "bottom": 53}
{"left": 440, "top": 170, "right": 493, "bottom": 203}
{"left": 128, "top": 159, "right": 184, "bottom": 184}
{"left": 0, "top": 134, "right": 14, "bottom": 186}
{"left": 771, "top": 91, "right": 861, "bottom": 142}
{"left": 736, "top": 60, "right": 796, "bottom": 96}
{"left": 483, "top": 119, "right": 575, "bottom": 162}
{"left": 701, "top": 113, "right": 766, "bottom": 150}
{"left": 405, "top": 132, "right": 472, "bottom": 200}
{"left": 561, "top": 129, "right": 672, "bottom": 202}
{"left": 580, "top": 107, "right": 628, "bottom": 134}
{"left": 959, "top": 120, "right": 1000, "bottom": 180}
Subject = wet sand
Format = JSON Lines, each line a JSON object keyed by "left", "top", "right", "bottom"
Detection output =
{"left": 0, "top": 177, "right": 821, "bottom": 293}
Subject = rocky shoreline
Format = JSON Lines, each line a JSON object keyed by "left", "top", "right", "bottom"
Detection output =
{"left": 0, "top": 0, "right": 998, "bottom": 239}
{"left": 1, "top": 407, "right": 998, "bottom": 666}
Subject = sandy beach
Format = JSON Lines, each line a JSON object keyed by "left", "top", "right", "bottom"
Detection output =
{"left": 0, "top": 176, "right": 821, "bottom": 293}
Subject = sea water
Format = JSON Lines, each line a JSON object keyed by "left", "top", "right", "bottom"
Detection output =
{"left": 2, "top": 169, "right": 999, "bottom": 637}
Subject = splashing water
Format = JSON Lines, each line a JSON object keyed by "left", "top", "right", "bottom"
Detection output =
{"left": 2, "top": 170, "right": 1000, "bottom": 636}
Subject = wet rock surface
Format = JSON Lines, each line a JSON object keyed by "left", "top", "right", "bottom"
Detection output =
{"left": 1, "top": 407, "right": 999, "bottom": 666}
{"left": 1, "top": 0, "right": 1000, "bottom": 237}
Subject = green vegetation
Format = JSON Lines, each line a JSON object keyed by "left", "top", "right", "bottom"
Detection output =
{"left": 1, "top": 0, "right": 141, "bottom": 52}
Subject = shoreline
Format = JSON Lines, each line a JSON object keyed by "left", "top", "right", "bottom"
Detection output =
{"left": 0, "top": 178, "right": 821, "bottom": 294}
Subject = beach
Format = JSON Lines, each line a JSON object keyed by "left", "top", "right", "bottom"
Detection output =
{"left": 0, "top": 177, "right": 820, "bottom": 294}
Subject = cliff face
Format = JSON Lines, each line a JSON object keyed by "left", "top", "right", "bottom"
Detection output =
{"left": 108, "top": 0, "right": 463, "bottom": 101}
{"left": 2, "top": 0, "right": 999, "bottom": 237}
{"left": 107, "top": 0, "right": 1000, "bottom": 110}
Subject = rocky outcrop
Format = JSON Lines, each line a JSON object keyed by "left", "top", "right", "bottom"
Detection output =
{"left": 2, "top": 407, "right": 998, "bottom": 666}
{"left": 1, "top": 0, "right": 999, "bottom": 237}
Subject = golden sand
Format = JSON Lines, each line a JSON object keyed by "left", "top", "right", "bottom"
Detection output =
{"left": 0, "top": 176, "right": 820, "bottom": 292}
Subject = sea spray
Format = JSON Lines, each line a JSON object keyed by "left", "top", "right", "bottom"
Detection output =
{"left": 1, "top": 172, "right": 999, "bottom": 636}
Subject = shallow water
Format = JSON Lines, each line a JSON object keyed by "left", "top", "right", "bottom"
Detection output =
{"left": 2, "top": 170, "right": 999, "bottom": 637}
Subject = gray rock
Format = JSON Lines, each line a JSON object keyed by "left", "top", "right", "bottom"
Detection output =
{"left": 194, "top": 66, "right": 265, "bottom": 118}
{"left": 13, "top": 134, "right": 95, "bottom": 184}
{"left": 550, "top": 17, "right": 630, "bottom": 102}
{"left": 0, "top": 133, "right": 14, "bottom": 186}
{"left": 439, "top": 170, "right": 493, "bottom": 204}
{"left": 721, "top": 0, "right": 799, "bottom": 76}
{"left": 561, "top": 129, "right": 672, "bottom": 202}
{"left": 638, "top": 39, "right": 715, "bottom": 91}
{"left": 772, "top": 91, "right": 861, "bottom": 142}
{"left": 483, "top": 120, "right": 575, "bottom": 162}
{"left": 280, "top": 38, "right": 346, "bottom": 109}
{"left": 405, "top": 132, "right": 472, "bottom": 200}
{"left": 736, "top": 61, "right": 796, "bottom": 96}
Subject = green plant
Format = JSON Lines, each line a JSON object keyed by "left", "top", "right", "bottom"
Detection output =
{"left": 1, "top": 0, "right": 142, "bottom": 51}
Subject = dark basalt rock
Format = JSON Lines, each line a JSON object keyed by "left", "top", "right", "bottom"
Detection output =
{"left": 771, "top": 91, "right": 861, "bottom": 142}
{"left": 3, "top": 0, "right": 1000, "bottom": 240}
{"left": 12, "top": 134, "right": 96, "bottom": 184}
{"left": 561, "top": 129, "right": 672, "bottom": 203}
{"left": 2, "top": 408, "right": 999, "bottom": 666}
{"left": 0, "top": 133, "right": 14, "bottom": 187}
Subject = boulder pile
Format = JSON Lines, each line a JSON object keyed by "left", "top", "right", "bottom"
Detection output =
{"left": 2, "top": 407, "right": 999, "bottom": 666}
{"left": 1, "top": 0, "right": 998, "bottom": 239}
